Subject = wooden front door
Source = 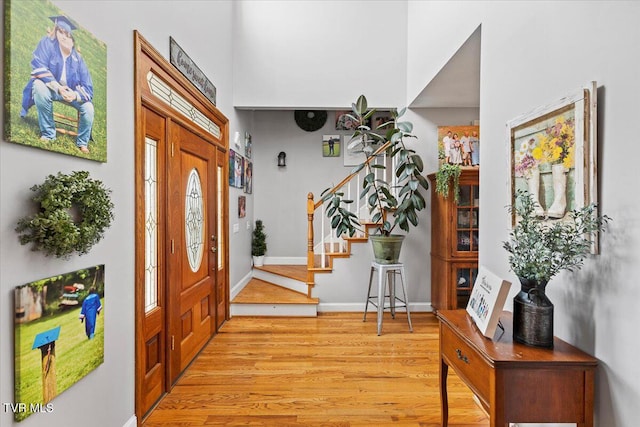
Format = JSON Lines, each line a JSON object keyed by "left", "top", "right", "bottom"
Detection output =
{"left": 135, "top": 32, "right": 229, "bottom": 422}
{"left": 167, "top": 121, "right": 218, "bottom": 382}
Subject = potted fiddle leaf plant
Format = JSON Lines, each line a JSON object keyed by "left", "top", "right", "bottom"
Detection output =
{"left": 321, "top": 95, "right": 429, "bottom": 264}
{"left": 251, "top": 219, "right": 267, "bottom": 267}
{"left": 503, "top": 189, "right": 610, "bottom": 348}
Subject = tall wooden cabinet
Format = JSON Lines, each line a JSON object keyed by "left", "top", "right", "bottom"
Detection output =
{"left": 428, "top": 168, "right": 479, "bottom": 312}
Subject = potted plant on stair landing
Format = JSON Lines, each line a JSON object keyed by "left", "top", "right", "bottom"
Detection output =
{"left": 503, "top": 189, "right": 610, "bottom": 348}
{"left": 322, "top": 95, "right": 429, "bottom": 264}
{"left": 252, "top": 219, "right": 267, "bottom": 267}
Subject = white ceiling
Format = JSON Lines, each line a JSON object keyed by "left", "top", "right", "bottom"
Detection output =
{"left": 410, "top": 27, "right": 481, "bottom": 108}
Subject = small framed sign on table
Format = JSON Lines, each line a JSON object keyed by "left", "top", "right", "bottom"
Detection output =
{"left": 466, "top": 265, "right": 511, "bottom": 338}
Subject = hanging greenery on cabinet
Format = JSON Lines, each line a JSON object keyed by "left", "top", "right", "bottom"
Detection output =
{"left": 435, "top": 163, "right": 462, "bottom": 203}
{"left": 16, "top": 171, "right": 114, "bottom": 258}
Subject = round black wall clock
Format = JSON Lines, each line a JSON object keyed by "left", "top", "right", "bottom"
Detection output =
{"left": 294, "top": 110, "right": 328, "bottom": 132}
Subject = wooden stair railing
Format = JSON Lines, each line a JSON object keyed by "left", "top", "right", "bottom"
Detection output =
{"left": 306, "top": 141, "right": 396, "bottom": 285}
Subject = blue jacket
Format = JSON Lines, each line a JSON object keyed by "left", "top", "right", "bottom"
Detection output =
{"left": 21, "top": 35, "right": 93, "bottom": 114}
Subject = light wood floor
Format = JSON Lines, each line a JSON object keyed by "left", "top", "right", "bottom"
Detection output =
{"left": 143, "top": 312, "right": 489, "bottom": 426}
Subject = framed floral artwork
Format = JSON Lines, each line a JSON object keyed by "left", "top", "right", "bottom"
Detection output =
{"left": 507, "top": 82, "right": 598, "bottom": 247}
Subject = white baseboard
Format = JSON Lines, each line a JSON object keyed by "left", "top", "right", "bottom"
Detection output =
{"left": 231, "top": 303, "right": 317, "bottom": 317}
{"left": 230, "top": 271, "right": 253, "bottom": 300}
{"left": 318, "top": 302, "right": 433, "bottom": 312}
{"left": 264, "top": 256, "right": 306, "bottom": 265}
{"left": 123, "top": 415, "right": 137, "bottom": 427}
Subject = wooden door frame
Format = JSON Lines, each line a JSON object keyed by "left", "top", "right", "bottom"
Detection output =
{"left": 134, "top": 31, "right": 229, "bottom": 422}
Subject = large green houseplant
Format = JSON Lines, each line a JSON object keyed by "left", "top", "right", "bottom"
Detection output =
{"left": 322, "top": 95, "right": 429, "bottom": 263}
{"left": 503, "top": 189, "right": 610, "bottom": 347}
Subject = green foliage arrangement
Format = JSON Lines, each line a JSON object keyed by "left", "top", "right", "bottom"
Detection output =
{"left": 503, "top": 189, "right": 610, "bottom": 282}
{"left": 16, "top": 171, "right": 114, "bottom": 258}
{"left": 435, "top": 163, "right": 462, "bottom": 203}
{"left": 322, "top": 95, "right": 429, "bottom": 237}
{"left": 252, "top": 219, "right": 267, "bottom": 257}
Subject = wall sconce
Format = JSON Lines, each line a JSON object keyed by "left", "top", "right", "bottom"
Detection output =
{"left": 277, "top": 151, "right": 286, "bottom": 167}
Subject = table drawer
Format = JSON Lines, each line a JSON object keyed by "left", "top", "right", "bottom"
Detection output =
{"left": 441, "top": 323, "right": 490, "bottom": 401}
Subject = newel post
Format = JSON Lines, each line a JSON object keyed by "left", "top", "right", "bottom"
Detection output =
{"left": 307, "top": 193, "right": 315, "bottom": 283}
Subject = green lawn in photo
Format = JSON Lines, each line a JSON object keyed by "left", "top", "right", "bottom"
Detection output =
{"left": 322, "top": 141, "right": 340, "bottom": 157}
{"left": 14, "top": 303, "right": 104, "bottom": 421}
{"left": 4, "top": 0, "right": 107, "bottom": 162}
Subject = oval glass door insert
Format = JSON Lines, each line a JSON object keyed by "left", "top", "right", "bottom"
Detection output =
{"left": 185, "top": 168, "right": 204, "bottom": 272}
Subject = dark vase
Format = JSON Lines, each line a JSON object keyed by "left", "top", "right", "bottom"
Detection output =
{"left": 513, "top": 277, "right": 554, "bottom": 348}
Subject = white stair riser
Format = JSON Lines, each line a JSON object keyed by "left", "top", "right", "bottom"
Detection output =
{"left": 253, "top": 269, "right": 308, "bottom": 295}
{"left": 231, "top": 303, "right": 317, "bottom": 317}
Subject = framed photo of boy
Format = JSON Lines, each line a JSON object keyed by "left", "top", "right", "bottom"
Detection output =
{"left": 4, "top": 0, "right": 107, "bottom": 162}
{"left": 322, "top": 134, "right": 340, "bottom": 157}
{"left": 507, "top": 82, "right": 598, "bottom": 250}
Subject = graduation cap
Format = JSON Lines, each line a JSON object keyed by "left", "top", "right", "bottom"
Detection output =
{"left": 32, "top": 326, "right": 61, "bottom": 350}
{"left": 49, "top": 15, "right": 76, "bottom": 33}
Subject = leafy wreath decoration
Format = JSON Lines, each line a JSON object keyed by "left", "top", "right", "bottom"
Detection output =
{"left": 16, "top": 171, "right": 114, "bottom": 259}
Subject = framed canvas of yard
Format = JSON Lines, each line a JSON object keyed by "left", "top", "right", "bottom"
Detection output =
{"left": 14, "top": 265, "right": 105, "bottom": 421}
{"left": 4, "top": 0, "right": 107, "bottom": 162}
{"left": 507, "top": 82, "right": 598, "bottom": 249}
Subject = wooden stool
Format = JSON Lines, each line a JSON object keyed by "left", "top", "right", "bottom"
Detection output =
{"left": 363, "top": 262, "right": 413, "bottom": 335}
{"left": 53, "top": 111, "right": 79, "bottom": 136}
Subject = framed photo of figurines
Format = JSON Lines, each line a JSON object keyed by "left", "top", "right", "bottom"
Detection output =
{"left": 437, "top": 125, "right": 480, "bottom": 167}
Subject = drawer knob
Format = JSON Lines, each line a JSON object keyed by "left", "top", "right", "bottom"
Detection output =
{"left": 456, "top": 348, "right": 469, "bottom": 364}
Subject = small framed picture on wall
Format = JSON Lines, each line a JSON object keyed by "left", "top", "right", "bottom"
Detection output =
{"left": 244, "top": 160, "right": 253, "bottom": 194}
{"left": 238, "top": 195, "right": 246, "bottom": 218}
{"left": 322, "top": 134, "right": 340, "bottom": 157}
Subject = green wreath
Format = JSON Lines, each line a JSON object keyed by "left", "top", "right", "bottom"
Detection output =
{"left": 16, "top": 171, "right": 114, "bottom": 258}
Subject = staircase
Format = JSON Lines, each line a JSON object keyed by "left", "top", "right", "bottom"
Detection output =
{"left": 231, "top": 143, "right": 393, "bottom": 317}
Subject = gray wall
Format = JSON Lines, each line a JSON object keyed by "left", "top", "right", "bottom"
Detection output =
{"left": 0, "top": 2, "right": 249, "bottom": 427}
{"left": 407, "top": 2, "right": 640, "bottom": 426}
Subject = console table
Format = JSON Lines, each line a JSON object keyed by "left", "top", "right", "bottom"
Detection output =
{"left": 437, "top": 309, "right": 597, "bottom": 427}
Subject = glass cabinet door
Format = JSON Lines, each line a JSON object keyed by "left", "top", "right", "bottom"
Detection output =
{"left": 454, "top": 184, "right": 479, "bottom": 254}
{"left": 454, "top": 263, "right": 478, "bottom": 309}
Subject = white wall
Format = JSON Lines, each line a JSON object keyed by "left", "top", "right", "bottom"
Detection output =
{"left": 233, "top": 0, "right": 408, "bottom": 109}
{"left": 0, "top": 1, "right": 248, "bottom": 427}
{"left": 407, "top": 2, "right": 640, "bottom": 426}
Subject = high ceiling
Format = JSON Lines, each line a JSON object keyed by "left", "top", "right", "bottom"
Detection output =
{"left": 410, "top": 27, "right": 481, "bottom": 108}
